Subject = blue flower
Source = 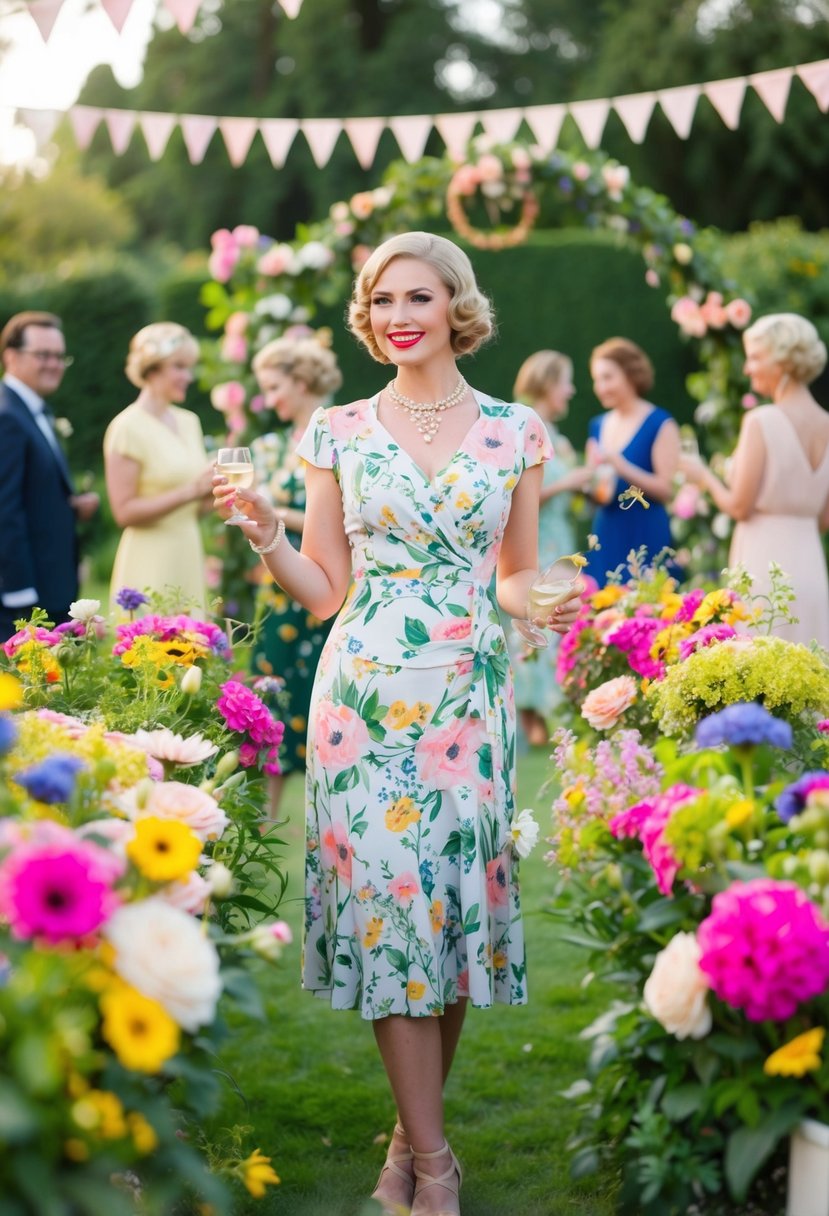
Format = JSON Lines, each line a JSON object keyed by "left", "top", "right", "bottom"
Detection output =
{"left": 347, "top": 637, "right": 364, "bottom": 655}
{"left": 694, "top": 703, "right": 792, "bottom": 750}
{"left": 15, "top": 754, "right": 86, "bottom": 804}
{"left": 115, "top": 586, "right": 149, "bottom": 611}
{"left": 0, "top": 715, "right": 16, "bottom": 755}
{"left": 776, "top": 772, "right": 829, "bottom": 823}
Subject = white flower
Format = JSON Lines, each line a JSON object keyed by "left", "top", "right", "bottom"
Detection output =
{"left": 132, "top": 728, "right": 217, "bottom": 768}
{"left": 54, "top": 417, "right": 73, "bottom": 438}
{"left": 248, "top": 920, "right": 293, "bottom": 961}
{"left": 601, "top": 163, "right": 630, "bottom": 200}
{"left": 68, "top": 598, "right": 101, "bottom": 622}
{"left": 712, "top": 512, "right": 732, "bottom": 540}
{"left": 643, "top": 931, "right": 712, "bottom": 1040}
{"left": 254, "top": 293, "right": 293, "bottom": 320}
{"left": 206, "top": 861, "right": 234, "bottom": 899}
{"left": 104, "top": 899, "right": 222, "bottom": 1032}
{"left": 509, "top": 808, "right": 540, "bottom": 859}
{"left": 672, "top": 242, "right": 694, "bottom": 265}
{"left": 371, "top": 186, "right": 393, "bottom": 208}
{"left": 180, "top": 666, "right": 203, "bottom": 695}
{"left": 118, "top": 779, "right": 228, "bottom": 842}
{"left": 694, "top": 400, "right": 718, "bottom": 425}
{"left": 157, "top": 871, "right": 212, "bottom": 916}
{"left": 296, "top": 240, "right": 334, "bottom": 270}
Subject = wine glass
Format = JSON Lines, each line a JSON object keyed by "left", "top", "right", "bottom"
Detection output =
{"left": 512, "top": 557, "right": 581, "bottom": 649}
{"left": 216, "top": 447, "right": 254, "bottom": 525}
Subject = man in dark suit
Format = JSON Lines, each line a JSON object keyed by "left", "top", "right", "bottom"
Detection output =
{"left": 0, "top": 311, "right": 99, "bottom": 642}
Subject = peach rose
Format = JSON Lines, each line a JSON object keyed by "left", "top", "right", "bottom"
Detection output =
{"left": 726, "top": 297, "right": 752, "bottom": 329}
{"left": 415, "top": 716, "right": 488, "bottom": 790}
{"left": 580, "top": 675, "right": 638, "bottom": 730}
{"left": 314, "top": 700, "right": 369, "bottom": 770}
{"left": 643, "top": 931, "right": 712, "bottom": 1040}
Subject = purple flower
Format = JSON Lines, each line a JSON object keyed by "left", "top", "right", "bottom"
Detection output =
{"left": 0, "top": 715, "right": 16, "bottom": 755}
{"left": 695, "top": 703, "right": 792, "bottom": 750}
{"left": 15, "top": 755, "right": 86, "bottom": 803}
{"left": 115, "top": 587, "right": 149, "bottom": 612}
{"left": 777, "top": 772, "right": 829, "bottom": 823}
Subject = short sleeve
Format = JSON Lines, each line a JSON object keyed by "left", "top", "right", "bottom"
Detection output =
{"left": 522, "top": 410, "right": 554, "bottom": 469}
{"left": 104, "top": 408, "right": 144, "bottom": 462}
{"left": 295, "top": 406, "right": 338, "bottom": 472}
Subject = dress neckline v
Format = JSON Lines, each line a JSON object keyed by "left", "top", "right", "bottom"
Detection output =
{"left": 368, "top": 390, "right": 485, "bottom": 487}
{"left": 772, "top": 408, "right": 829, "bottom": 475}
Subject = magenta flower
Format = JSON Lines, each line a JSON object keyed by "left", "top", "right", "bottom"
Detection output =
{"left": 697, "top": 879, "right": 829, "bottom": 1021}
{"left": 0, "top": 834, "right": 123, "bottom": 943}
{"left": 610, "top": 783, "right": 699, "bottom": 896}
{"left": 673, "top": 588, "right": 706, "bottom": 624}
{"left": 679, "top": 622, "right": 737, "bottom": 660}
{"left": 218, "top": 679, "right": 285, "bottom": 772}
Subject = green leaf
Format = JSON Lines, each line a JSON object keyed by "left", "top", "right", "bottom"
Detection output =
{"left": 462, "top": 903, "right": 480, "bottom": 934}
{"left": 725, "top": 1106, "right": 802, "bottom": 1201}
{"left": 661, "top": 1083, "right": 705, "bottom": 1121}
{"left": 403, "top": 616, "right": 430, "bottom": 648}
{"left": 636, "top": 899, "right": 688, "bottom": 932}
{"left": 385, "top": 947, "right": 409, "bottom": 976}
{"left": 332, "top": 765, "right": 360, "bottom": 792}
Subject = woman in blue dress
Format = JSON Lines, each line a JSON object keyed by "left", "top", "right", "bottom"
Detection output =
{"left": 584, "top": 337, "right": 681, "bottom": 584}
{"left": 511, "top": 350, "right": 591, "bottom": 745}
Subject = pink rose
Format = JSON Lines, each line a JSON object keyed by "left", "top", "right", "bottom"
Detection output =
{"left": 328, "top": 401, "right": 372, "bottom": 440}
{"left": 322, "top": 822, "right": 353, "bottom": 883}
{"left": 726, "top": 298, "right": 752, "bottom": 329}
{"left": 211, "top": 381, "right": 247, "bottom": 413}
{"left": 580, "top": 675, "right": 638, "bottom": 730}
{"left": 671, "top": 482, "right": 701, "bottom": 521}
{"left": 224, "top": 311, "right": 249, "bottom": 337}
{"left": 415, "top": 716, "right": 489, "bottom": 790}
{"left": 572, "top": 161, "right": 591, "bottom": 182}
{"left": 314, "top": 700, "right": 369, "bottom": 771}
{"left": 157, "top": 871, "right": 212, "bottom": 916}
{"left": 232, "top": 224, "right": 260, "bottom": 247}
{"left": 645, "top": 268, "right": 660, "bottom": 288}
{"left": 257, "top": 243, "right": 295, "bottom": 276}
{"left": 121, "top": 780, "right": 228, "bottom": 842}
{"left": 208, "top": 249, "right": 239, "bottom": 283}
{"left": 429, "top": 618, "right": 472, "bottom": 641}
{"left": 210, "top": 228, "right": 235, "bottom": 250}
{"left": 601, "top": 163, "right": 629, "bottom": 200}
{"left": 451, "top": 165, "right": 481, "bottom": 196}
{"left": 700, "top": 291, "right": 728, "bottom": 330}
{"left": 220, "top": 334, "right": 248, "bottom": 364}
{"left": 464, "top": 418, "right": 517, "bottom": 468}
{"left": 388, "top": 872, "right": 419, "bottom": 904}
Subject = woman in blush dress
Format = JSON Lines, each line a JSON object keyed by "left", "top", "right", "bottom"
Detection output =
{"left": 583, "top": 337, "right": 680, "bottom": 585}
{"left": 511, "top": 350, "right": 591, "bottom": 745}
{"left": 214, "top": 232, "right": 583, "bottom": 1216}
{"left": 681, "top": 313, "right": 829, "bottom": 647}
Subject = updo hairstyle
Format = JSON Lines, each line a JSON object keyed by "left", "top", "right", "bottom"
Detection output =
{"left": 744, "top": 313, "right": 828, "bottom": 385}
{"left": 252, "top": 335, "right": 343, "bottom": 398}
{"left": 125, "top": 322, "right": 199, "bottom": 388}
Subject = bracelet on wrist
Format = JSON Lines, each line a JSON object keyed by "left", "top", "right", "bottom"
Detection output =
{"left": 249, "top": 518, "right": 286, "bottom": 555}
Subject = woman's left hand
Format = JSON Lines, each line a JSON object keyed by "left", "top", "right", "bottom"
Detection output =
{"left": 678, "top": 453, "right": 707, "bottom": 484}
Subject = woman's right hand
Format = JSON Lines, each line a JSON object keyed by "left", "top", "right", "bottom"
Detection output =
{"left": 212, "top": 473, "right": 278, "bottom": 548}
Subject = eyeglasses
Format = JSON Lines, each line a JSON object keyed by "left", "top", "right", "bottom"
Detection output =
{"left": 17, "top": 349, "right": 74, "bottom": 368}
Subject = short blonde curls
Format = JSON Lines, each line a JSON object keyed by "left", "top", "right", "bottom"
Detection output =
{"left": 744, "top": 313, "right": 827, "bottom": 385}
{"left": 252, "top": 335, "right": 343, "bottom": 398}
{"left": 513, "top": 350, "right": 573, "bottom": 403}
{"left": 347, "top": 232, "right": 494, "bottom": 364}
{"left": 125, "top": 322, "right": 199, "bottom": 388}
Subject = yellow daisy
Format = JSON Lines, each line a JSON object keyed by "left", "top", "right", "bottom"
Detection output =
{"left": 126, "top": 816, "right": 202, "bottom": 883}
{"left": 240, "top": 1148, "right": 280, "bottom": 1198}
{"left": 100, "top": 983, "right": 180, "bottom": 1073}
{"left": 764, "top": 1027, "right": 825, "bottom": 1077}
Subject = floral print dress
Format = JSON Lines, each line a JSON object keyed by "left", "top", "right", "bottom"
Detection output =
{"left": 295, "top": 391, "right": 551, "bottom": 1020}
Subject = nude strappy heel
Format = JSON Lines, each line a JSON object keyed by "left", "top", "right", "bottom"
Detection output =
{"left": 411, "top": 1141, "right": 462, "bottom": 1216}
{"left": 372, "top": 1122, "right": 415, "bottom": 1216}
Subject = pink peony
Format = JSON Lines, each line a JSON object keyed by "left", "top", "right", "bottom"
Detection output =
{"left": 211, "top": 381, "right": 247, "bottom": 414}
{"left": 415, "top": 716, "right": 488, "bottom": 790}
{"left": 581, "top": 675, "right": 638, "bottom": 731}
{"left": 741, "top": 393, "right": 758, "bottom": 410}
{"left": 697, "top": 879, "right": 829, "bottom": 1021}
{"left": 122, "top": 780, "right": 228, "bottom": 842}
{"left": 463, "top": 418, "right": 517, "bottom": 468}
{"left": 726, "top": 297, "right": 752, "bottom": 329}
{"left": 388, "top": 871, "right": 419, "bottom": 904}
{"left": 314, "top": 700, "right": 369, "bottom": 771}
{"left": 328, "top": 401, "right": 372, "bottom": 440}
{"left": 430, "top": 618, "right": 472, "bottom": 641}
{"left": 700, "top": 291, "right": 728, "bottom": 330}
{"left": 208, "top": 248, "right": 239, "bottom": 283}
{"left": 224, "top": 311, "right": 249, "bottom": 337}
{"left": 232, "top": 224, "right": 260, "bottom": 247}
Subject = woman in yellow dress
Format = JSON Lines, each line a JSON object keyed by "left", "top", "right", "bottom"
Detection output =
{"left": 104, "top": 323, "right": 215, "bottom": 616}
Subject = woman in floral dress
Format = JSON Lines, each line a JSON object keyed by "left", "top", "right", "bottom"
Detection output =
{"left": 248, "top": 335, "right": 342, "bottom": 817}
{"left": 214, "top": 232, "right": 582, "bottom": 1216}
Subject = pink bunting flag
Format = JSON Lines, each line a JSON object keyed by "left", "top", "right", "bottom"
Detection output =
{"left": 568, "top": 98, "right": 610, "bottom": 149}
{"left": 301, "top": 118, "right": 343, "bottom": 168}
{"left": 522, "top": 103, "right": 566, "bottom": 153}
{"left": 703, "top": 77, "right": 746, "bottom": 130}
{"left": 657, "top": 84, "right": 701, "bottom": 139}
{"left": 27, "top": 0, "right": 63, "bottom": 41}
{"left": 259, "top": 118, "right": 299, "bottom": 167}
{"left": 277, "top": 0, "right": 304, "bottom": 14}
{"left": 69, "top": 105, "right": 103, "bottom": 150}
{"left": 18, "top": 108, "right": 60, "bottom": 149}
{"left": 343, "top": 116, "right": 386, "bottom": 169}
{"left": 103, "top": 108, "right": 136, "bottom": 155}
{"left": 139, "top": 111, "right": 177, "bottom": 160}
{"left": 749, "top": 67, "right": 793, "bottom": 123}
{"left": 797, "top": 59, "right": 829, "bottom": 112}
{"left": 162, "top": 0, "right": 203, "bottom": 34}
{"left": 478, "top": 107, "right": 523, "bottom": 145}
{"left": 613, "top": 92, "right": 657, "bottom": 144}
{"left": 101, "top": 0, "right": 134, "bottom": 34}
{"left": 433, "top": 111, "right": 478, "bottom": 162}
{"left": 388, "top": 114, "right": 432, "bottom": 163}
{"left": 180, "top": 114, "right": 217, "bottom": 164}
{"left": 219, "top": 116, "right": 259, "bottom": 167}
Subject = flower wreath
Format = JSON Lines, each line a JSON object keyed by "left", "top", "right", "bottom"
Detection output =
{"left": 445, "top": 153, "right": 539, "bottom": 251}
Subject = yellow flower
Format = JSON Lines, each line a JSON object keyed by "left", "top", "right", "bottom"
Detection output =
{"left": 430, "top": 900, "right": 445, "bottom": 933}
{"left": 455, "top": 492, "right": 473, "bottom": 510}
{"left": 385, "top": 700, "right": 431, "bottom": 730}
{"left": 618, "top": 485, "right": 650, "bottom": 510}
{"left": 443, "top": 472, "right": 459, "bottom": 485}
{"left": 764, "top": 1027, "right": 825, "bottom": 1077}
{"left": 87, "top": 1090, "right": 127, "bottom": 1139}
{"left": 492, "top": 950, "right": 508, "bottom": 970}
{"left": 560, "top": 552, "right": 588, "bottom": 570}
{"left": 407, "top": 980, "right": 426, "bottom": 1001}
{"left": 390, "top": 567, "right": 423, "bottom": 579}
{"left": 385, "top": 797, "right": 421, "bottom": 832}
{"left": 128, "top": 1111, "right": 159, "bottom": 1155}
{"left": 100, "top": 982, "right": 181, "bottom": 1073}
{"left": 363, "top": 916, "right": 384, "bottom": 948}
{"left": 692, "top": 589, "right": 733, "bottom": 627}
{"left": 591, "top": 585, "right": 626, "bottom": 610}
{"left": 563, "top": 783, "right": 585, "bottom": 809}
{"left": 240, "top": 1148, "right": 280, "bottom": 1198}
{"left": 126, "top": 816, "right": 202, "bottom": 883}
{"left": 290, "top": 715, "right": 307, "bottom": 733}
{"left": 380, "top": 506, "right": 399, "bottom": 528}
{"left": 277, "top": 624, "right": 299, "bottom": 642}
{"left": 64, "top": 1138, "right": 89, "bottom": 1162}
{"left": 0, "top": 673, "right": 23, "bottom": 711}
{"left": 726, "top": 799, "right": 755, "bottom": 828}
{"left": 660, "top": 592, "right": 684, "bottom": 619}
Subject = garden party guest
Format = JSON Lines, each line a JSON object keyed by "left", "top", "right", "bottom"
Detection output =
{"left": 681, "top": 312, "right": 829, "bottom": 648}
{"left": 248, "top": 333, "right": 343, "bottom": 819}
{"left": 583, "top": 337, "right": 681, "bottom": 585}
{"left": 104, "top": 322, "right": 215, "bottom": 616}
{"left": 214, "top": 231, "right": 582, "bottom": 1216}
{"left": 0, "top": 311, "right": 99, "bottom": 642}
{"left": 511, "top": 349, "right": 591, "bottom": 746}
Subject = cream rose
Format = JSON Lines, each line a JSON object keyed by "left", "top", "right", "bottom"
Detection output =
{"left": 643, "top": 931, "right": 712, "bottom": 1040}
{"left": 580, "top": 675, "right": 638, "bottom": 731}
{"left": 119, "top": 780, "right": 228, "bottom": 842}
{"left": 104, "top": 899, "right": 221, "bottom": 1032}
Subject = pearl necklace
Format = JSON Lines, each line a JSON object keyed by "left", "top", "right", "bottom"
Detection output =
{"left": 387, "top": 377, "right": 467, "bottom": 444}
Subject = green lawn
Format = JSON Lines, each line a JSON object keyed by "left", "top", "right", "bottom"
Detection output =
{"left": 211, "top": 747, "right": 616, "bottom": 1215}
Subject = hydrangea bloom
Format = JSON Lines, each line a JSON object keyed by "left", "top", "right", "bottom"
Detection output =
{"left": 776, "top": 772, "right": 829, "bottom": 823}
{"left": 15, "top": 754, "right": 86, "bottom": 803}
{"left": 695, "top": 703, "right": 793, "bottom": 750}
{"left": 697, "top": 879, "right": 829, "bottom": 1021}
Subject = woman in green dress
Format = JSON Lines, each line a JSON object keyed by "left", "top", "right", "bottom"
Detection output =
{"left": 511, "top": 351, "right": 592, "bottom": 745}
{"left": 249, "top": 334, "right": 343, "bottom": 817}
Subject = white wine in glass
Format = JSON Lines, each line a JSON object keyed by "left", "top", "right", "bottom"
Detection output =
{"left": 512, "top": 558, "right": 580, "bottom": 649}
{"left": 217, "top": 447, "right": 254, "bottom": 525}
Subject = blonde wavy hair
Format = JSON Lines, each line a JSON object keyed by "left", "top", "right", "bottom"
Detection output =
{"left": 125, "top": 322, "right": 199, "bottom": 388}
{"left": 744, "top": 313, "right": 827, "bottom": 386}
{"left": 253, "top": 335, "right": 342, "bottom": 398}
{"left": 347, "top": 232, "right": 494, "bottom": 364}
{"left": 513, "top": 350, "right": 573, "bottom": 403}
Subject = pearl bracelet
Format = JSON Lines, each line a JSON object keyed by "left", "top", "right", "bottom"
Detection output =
{"left": 248, "top": 518, "right": 286, "bottom": 555}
